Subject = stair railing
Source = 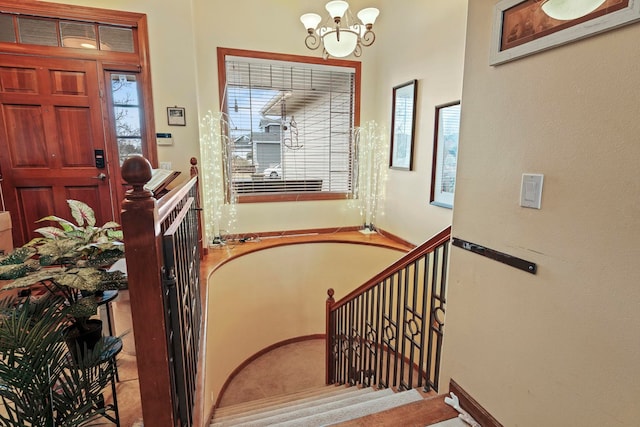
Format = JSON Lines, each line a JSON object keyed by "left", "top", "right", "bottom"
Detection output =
{"left": 326, "top": 226, "right": 451, "bottom": 392}
{"left": 121, "top": 156, "right": 204, "bottom": 426}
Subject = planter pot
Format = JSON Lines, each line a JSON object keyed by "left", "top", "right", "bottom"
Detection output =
{"left": 64, "top": 319, "right": 103, "bottom": 363}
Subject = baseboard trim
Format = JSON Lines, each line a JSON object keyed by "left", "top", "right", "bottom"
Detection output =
{"left": 449, "top": 379, "right": 503, "bottom": 427}
{"left": 375, "top": 227, "right": 416, "bottom": 249}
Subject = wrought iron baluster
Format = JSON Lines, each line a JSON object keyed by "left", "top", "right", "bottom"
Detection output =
{"left": 326, "top": 228, "right": 451, "bottom": 395}
{"left": 373, "top": 283, "right": 381, "bottom": 388}
{"left": 392, "top": 269, "right": 402, "bottom": 388}
{"left": 418, "top": 253, "right": 430, "bottom": 389}
{"left": 399, "top": 265, "right": 409, "bottom": 391}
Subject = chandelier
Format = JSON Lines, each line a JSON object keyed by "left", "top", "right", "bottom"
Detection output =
{"left": 300, "top": 1, "right": 379, "bottom": 59}
{"left": 540, "top": 0, "right": 607, "bottom": 20}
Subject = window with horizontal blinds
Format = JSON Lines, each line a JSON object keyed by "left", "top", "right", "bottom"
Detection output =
{"left": 220, "top": 50, "right": 359, "bottom": 202}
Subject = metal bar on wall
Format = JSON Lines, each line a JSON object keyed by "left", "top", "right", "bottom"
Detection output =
{"left": 452, "top": 237, "right": 537, "bottom": 274}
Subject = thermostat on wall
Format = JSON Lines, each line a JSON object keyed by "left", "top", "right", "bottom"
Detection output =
{"left": 156, "top": 133, "right": 173, "bottom": 146}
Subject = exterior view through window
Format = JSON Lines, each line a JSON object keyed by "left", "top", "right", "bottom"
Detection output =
{"left": 110, "top": 73, "right": 144, "bottom": 165}
{"left": 219, "top": 48, "right": 360, "bottom": 202}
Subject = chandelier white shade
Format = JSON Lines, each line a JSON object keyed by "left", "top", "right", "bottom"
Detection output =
{"left": 300, "top": 1, "right": 379, "bottom": 58}
{"left": 541, "top": 0, "right": 607, "bottom": 20}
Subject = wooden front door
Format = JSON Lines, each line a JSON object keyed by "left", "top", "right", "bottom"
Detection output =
{"left": 0, "top": 55, "right": 114, "bottom": 246}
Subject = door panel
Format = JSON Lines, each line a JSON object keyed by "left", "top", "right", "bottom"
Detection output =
{"left": 57, "top": 107, "right": 95, "bottom": 167}
{"left": 0, "top": 55, "right": 114, "bottom": 246}
{"left": 4, "top": 105, "right": 49, "bottom": 167}
{"left": 0, "top": 67, "right": 38, "bottom": 93}
{"left": 16, "top": 187, "right": 55, "bottom": 237}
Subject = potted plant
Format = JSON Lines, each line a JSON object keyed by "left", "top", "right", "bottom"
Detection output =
{"left": 0, "top": 293, "right": 119, "bottom": 426}
{"left": 0, "top": 200, "right": 127, "bottom": 358}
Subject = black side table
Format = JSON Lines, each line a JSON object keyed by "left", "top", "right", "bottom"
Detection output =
{"left": 79, "top": 336, "right": 123, "bottom": 426}
{"left": 95, "top": 289, "right": 119, "bottom": 337}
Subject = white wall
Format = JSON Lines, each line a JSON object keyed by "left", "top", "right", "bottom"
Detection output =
{"left": 441, "top": 1, "right": 640, "bottom": 425}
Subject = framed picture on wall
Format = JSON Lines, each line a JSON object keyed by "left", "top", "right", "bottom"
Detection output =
{"left": 167, "top": 106, "right": 186, "bottom": 126}
{"left": 490, "top": 0, "right": 640, "bottom": 65}
{"left": 389, "top": 80, "right": 418, "bottom": 170}
{"left": 430, "top": 101, "right": 461, "bottom": 209}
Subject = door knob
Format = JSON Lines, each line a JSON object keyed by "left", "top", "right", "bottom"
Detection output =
{"left": 92, "top": 173, "right": 107, "bottom": 181}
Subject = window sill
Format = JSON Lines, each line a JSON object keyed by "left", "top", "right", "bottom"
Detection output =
{"left": 236, "top": 192, "right": 351, "bottom": 203}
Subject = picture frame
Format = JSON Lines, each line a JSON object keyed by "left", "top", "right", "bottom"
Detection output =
{"left": 490, "top": 0, "right": 640, "bottom": 66}
{"left": 389, "top": 80, "right": 418, "bottom": 170}
{"left": 167, "top": 106, "right": 186, "bottom": 126}
{"left": 430, "top": 101, "right": 461, "bottom": 209}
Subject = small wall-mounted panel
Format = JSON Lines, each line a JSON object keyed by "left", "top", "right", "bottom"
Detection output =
{"left": 156, "top": 133, "right": 173, "bottom": 146}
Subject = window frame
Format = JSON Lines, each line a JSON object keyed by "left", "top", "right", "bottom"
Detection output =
{"left": 216, "top": 47, "right": 362, "bottom": 203}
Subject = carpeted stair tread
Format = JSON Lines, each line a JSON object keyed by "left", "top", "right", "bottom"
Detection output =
{"left": 214, "top": 385, "right": 352, "bottom": 418}
{"left": 213, "top": 386, "right": 364, "bottom": 422}
{"left": 278, "top": 388, "right": 424, "bottom": 427}
{"left": 212, "top": 387, "right": 381, "bottom": 426}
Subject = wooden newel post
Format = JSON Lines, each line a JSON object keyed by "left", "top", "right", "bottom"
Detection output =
{"left": 120, "top": 156, "right": 175, "bottom": 426}
{"left": 326, "top": 288, "right": 335, "bottom": 385}
{"left": 190, "top": 157, "right": 205, "bottom": 259}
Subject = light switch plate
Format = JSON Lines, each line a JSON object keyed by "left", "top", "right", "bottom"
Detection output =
{"left": 520, "top": 173, "right": 543, "bottom": 209}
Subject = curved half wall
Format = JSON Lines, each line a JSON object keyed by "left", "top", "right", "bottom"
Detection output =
{"left": 204, "top": 241, "right": 406, "bottom": 408}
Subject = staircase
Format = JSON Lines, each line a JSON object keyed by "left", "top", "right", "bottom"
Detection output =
{"left": 210, "top": 385, "right": 459, "bottom": 426}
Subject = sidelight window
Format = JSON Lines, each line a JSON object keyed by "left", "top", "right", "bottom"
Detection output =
{"left": 110, "top": 74, "right": 144, "bottom": 165}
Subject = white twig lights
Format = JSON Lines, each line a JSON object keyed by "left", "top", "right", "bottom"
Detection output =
{"left": 199, "top": 111, "right": 237, "bottom": 245}
{"left": 353, "top": 121, "right": 388, "bottom": 232}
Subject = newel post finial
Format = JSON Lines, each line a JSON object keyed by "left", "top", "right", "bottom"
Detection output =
{"left": 121, "top": 156, "right": 153, "bottom": 200}
{"left": 327, "top": 288, "right": 335, "bottom": 304}
{"left": 190, "top": 157, "right": 199, "bottom": 178}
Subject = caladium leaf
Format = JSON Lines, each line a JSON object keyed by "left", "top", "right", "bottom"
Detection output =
{"left": 67, "top": 296, "right": 98, "bottom": 318}
{"left": 101, "top": 221, "right": 121, "bottom": 229}
{"left": 0, "top": 259, "right": 39, "bottom": 280}
{"left": 35, "top": 215, "right": 78, "bottom": 232}
{"left": 2, "top": 266, "right": 64, "bottom": 288}
{"left": 55, "top": 267, "right": 103, "bottom": 292}
{"left": 0, "top": 247, "right": 36, "bottom": 266}
{"left": 33, "top": 226, "right": 68, "bottom": 240}
{"left": 67, "top": 200, "right": 95, "bottom": 227}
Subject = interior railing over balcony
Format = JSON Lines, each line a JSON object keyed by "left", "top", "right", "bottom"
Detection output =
{"left": 326, "top": 226, "right": 451, "bottom": 392}
{"left": 121, "top": 156, "right": 204, "bottom": 426}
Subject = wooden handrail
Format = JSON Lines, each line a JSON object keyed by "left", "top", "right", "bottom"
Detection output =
{"left": 332, "top": 226, "right": 451, "bottom": 310}
{"left": 157, "top": 175, "right": 198, "bottom": 223}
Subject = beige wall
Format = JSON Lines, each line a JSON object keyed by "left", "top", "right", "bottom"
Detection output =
{"left": 43, "top": 0, "right": 464, "bottom": 240}
{"left": 204, "top": 243, "right": 404, "bottom": 407}
{"left": 440, "top": 1, "right": 640, "bottom": 426}
{"left": 372, "top": 0, "right": 467, "bottom": 243}
{"left": 46, "top": 0, "right": 201, "bottom": 177}
{"left": 31, "top": 1, "right": 640, "bottom": 424}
